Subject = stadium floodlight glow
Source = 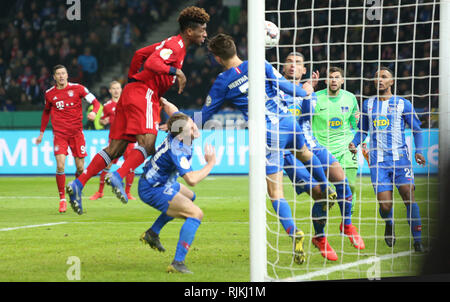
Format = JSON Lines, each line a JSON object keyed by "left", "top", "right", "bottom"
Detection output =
{"left": 248, "top": 0, "right": 267, "bottom": 282}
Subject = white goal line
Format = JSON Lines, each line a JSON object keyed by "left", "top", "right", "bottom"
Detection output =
{"left": 0, "top": 222, "right": 68, "bottom": 232}
{"left": 275, "top": 250, "right": 414, "bottom": 282}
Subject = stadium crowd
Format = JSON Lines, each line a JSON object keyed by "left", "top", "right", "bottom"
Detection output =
{"left": 0, "top": 0, "right": 439, "bottom": 127}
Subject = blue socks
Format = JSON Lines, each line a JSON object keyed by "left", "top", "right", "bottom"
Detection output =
{"left": 150, "top": 213, "right": 174, "bottom": 235}
{"left": 405, "top": 203, "right": 422, "bottom": 243}
{"left": 174, "top": 217, "right": 201, "bottom": 262}
{"left": 335, "top": 181, "right": 353, "bottom": 226}
{"left": 312, "top": 202, "right": 327, "bottom": 237}
{"left": 379, "top": 206, "right": 394, "bottom": 226}
{"left": 272, "top": 199, "right": 296, "bottom": 236}
{"left": 303, "top": 156, "right": 328, "bottom": 193}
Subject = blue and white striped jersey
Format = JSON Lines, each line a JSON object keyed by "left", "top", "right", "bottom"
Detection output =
{"left": 142, "top": 135, "right": 193, "bottom": 187}
{"left": 201, "top": 60, "right": 308, "bottom": 125}
{"left": 282, "top": 90, "right": 319, "bottom": 149}
{"left": 352, "top": 95, "right": 424, "bottom": 164}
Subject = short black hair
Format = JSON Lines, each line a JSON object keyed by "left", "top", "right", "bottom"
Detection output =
{"left": 52, "top": 64, "right": 66, "bottom": 75}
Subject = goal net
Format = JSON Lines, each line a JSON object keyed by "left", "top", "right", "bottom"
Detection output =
{"left": 250, "top": 0, "right": 443, "bottom": 281}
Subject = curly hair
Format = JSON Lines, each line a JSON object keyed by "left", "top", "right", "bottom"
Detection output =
{"left": 178, "top": 6, "right": 210, "bottom": 32}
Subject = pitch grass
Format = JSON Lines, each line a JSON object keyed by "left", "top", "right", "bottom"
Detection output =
{"left": 0, "top": 175, "right": 438, "bottom": 282}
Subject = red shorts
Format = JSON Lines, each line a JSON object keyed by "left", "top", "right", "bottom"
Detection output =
{"left": 111, "top": 142, "right": 136, "bottom": 164}
{"left": 109, "top": 82, "right": 161, "bottom": 143}
{"left": 53, "top": 133, "right": 87, "bottom": 158}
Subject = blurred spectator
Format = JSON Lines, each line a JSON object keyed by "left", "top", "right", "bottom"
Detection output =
{"left": 77, "top": 47, "right": 98, "bottom": 87}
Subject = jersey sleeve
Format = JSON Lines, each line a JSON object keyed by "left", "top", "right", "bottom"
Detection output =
{"left": 352, "top": 99, "right": 369, "bottom": 147}
{"left": 170, "top": 150, "right": 193, "bottom": 177}
{"left": 143, "top": 40, "right": 180, "bottom": 76}
{"left": 349, "top": 94, "right": 360, "bottom": 130}
{"left": 40, "top": 93, "right": 52, "bottom": 133}
{"left": 403, "top": 99, "right": 424, "bottom": 155}
{"left": 201, "top": 76, "right": 227, "bottom": 125}
{"left": 79, "top": 85, "right": 100, "bottom": 113}
{"left": 301, "top": 92, "right": 317, "bottom": 123}
{"left": 128, "top": 42, "right": 159, "bottom": 78}
{"left": 265, "top": 61, "right": 307, "bottom": 97}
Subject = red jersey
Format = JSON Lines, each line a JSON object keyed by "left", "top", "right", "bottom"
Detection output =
{"left": 40, "top": 82, "right": 100, "bottom": 137}
{"left": 128, "top": 34, "right": 187, "bottom": 97}
{"left": 101, "top": 99, "right": 118, "bottom": 127}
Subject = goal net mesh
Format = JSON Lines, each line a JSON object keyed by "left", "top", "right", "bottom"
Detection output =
{"left": 263, "top": 0, "right": 440, "bottom": 281}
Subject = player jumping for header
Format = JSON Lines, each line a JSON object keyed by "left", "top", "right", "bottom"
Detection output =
{"left": 349, "top": 67, "right": 426, "bottom": 252}
{"left": 66, "top": 7, "right": 210, "bottom": 214}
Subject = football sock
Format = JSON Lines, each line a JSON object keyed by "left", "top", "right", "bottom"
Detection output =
{"left": 379, "top": 206, "right": 394, "bottom": 226}
{"left": 150, "top": 213, "right": 174, "bottom": 235}
{"left": 174, "top": 217, "right": 201, "bottom": 262}
{"left": 56, "top": 172, "right": 66, "bottom": 200}
{"left": 116, "top": 146, "right": 147, "bottom": 179}
{"left": 98, "top": 169, "right": 109, "bottom": 193}
{"left": 405, "top": 202, "right": 422, "bottom": 243}
{"left": 125, "top": 170, "right": 135, "bottom": 194}
{"left": 78, "top": 150, "right": 111, "bottom": 187}
{"left": 272, "top": 199, "right": 296, "bottom": 236}
{"left": 335, "top": 181, "right": 353, "bottom": 225}
{"left": 312, "top": 201, "right": 327, "bottom": 237}
{"left": 191, "top": 192, "right": 196, "bottom": 201}
{"left": 304, "top": 156, "right": 328, "bottom": 193}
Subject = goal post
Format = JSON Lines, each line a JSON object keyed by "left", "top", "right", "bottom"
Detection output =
{"left": 248, "top": 0, "right": 268, "bottom": 282}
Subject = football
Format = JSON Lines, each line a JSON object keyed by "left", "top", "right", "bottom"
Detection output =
{"left": 264, "top": 20, "right": 280, "bottom": 47}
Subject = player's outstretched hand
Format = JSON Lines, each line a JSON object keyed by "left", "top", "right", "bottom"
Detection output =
{"left": 302, "top": 81, "right": 314, "bottom": 96}
{"left": 311, "top": 70, "right": 320, "bottom": 88}
{"left": 87, "top": 111, "right": 96, "bottom": 121}
{"left": 348, "top": 142, "right": 357, "bottom": 154}
{"left": 35, "top": 133, "right": 43, "bottom": 145}
{"left": 415, "top": 153, "right": 426, "bottom": 167}
{"left": 204, "top": 144, "right": 216, "bottom": 165}
{"left": 176, "top": 69, "right": 186, "bottom": 94}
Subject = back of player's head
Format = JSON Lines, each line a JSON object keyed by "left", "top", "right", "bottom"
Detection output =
{"left": 167, "top": 112, "right": 190, "bottom": 138}
{"left": 178, "top": 6, "right": 210, "bottom": 32}
{"left": 208, "top": 33, "right": 237, "bottom": 60}
{"left": 328, "top": 66, "right": 344, "bottom": 77}
{"left": 53, "top": 64, "right": 67, "bottom": 75}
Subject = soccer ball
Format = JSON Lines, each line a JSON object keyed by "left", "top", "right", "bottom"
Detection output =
{"left": 264, "top": 20, "right": 280, "bottom": 48}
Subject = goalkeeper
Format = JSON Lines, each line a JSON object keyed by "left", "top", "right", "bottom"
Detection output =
{"left": 312, "top": 67, "right": 360, "bottom": 204}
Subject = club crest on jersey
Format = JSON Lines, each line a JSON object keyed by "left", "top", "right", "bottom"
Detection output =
{"left": 68, "top": 90, "right": 74, "bottom": 97}
{"left": 287, "top": 104, "right": 302, "bottom": 118}
{"left": 373, "top": 116, "right": 390, "bottom": 129}
{"left": 341, "top": 106, "right": 349, "bottom": 113}
{"left": 329, "top": 117, "right": 343, "bottom": 129}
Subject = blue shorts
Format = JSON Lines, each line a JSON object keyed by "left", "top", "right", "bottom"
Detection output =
{"left": 312, "top": 146, "right": 338, "bottom": 169}
{"left": 266, "top": 116, "right": 307, "bottom": 175}
{"left": 369, "top": 158, "right": 415, "bottom": 194}
{"left": 283, "top": 152, "right": 318, "bottom": 195}
{"left": 138, "top": 177, "right": 181, "bottom": 213}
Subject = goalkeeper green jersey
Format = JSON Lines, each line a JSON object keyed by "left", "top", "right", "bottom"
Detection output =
{"left": 313, "top": 89, "right": 359, "bottom": 161}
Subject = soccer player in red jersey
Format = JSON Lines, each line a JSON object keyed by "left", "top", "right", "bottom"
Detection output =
{"left": 89, "top": 81, "right": 137, "bottom": 201}
{"left": 35, "top": 64, "right": 100, "bottom": 213}
{"left": 67, "top": 7, "right": 210, "bottom": 214}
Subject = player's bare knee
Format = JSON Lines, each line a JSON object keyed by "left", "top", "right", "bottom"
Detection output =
{"left": 311, "top": 185, "right": 322, "bottom": 200}
{"left": 379, "top": 202, "right": 392, "bottom": 213}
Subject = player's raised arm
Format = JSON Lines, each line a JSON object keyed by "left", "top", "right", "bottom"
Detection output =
{"left": 265, "top": 61, "right": 311, "bottom": 97}
{"left": 200, "top": 79, "right": 227, "bottom": 126}
{"left": 182, "top": 144, "right": 216, "bottom": 187}
{"left": 127, "top": 43, "right": 159, "bottom": 79}
{"left": 350, "top": 99, "right": 369, "bottom": 152}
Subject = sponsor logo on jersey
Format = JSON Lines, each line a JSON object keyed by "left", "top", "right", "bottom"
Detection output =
{"left": 373, "top": 115, "right": 390, "bottom": 129}
{"left": 287, "top": 104, "right": 302, "bottom": 118}
{"left": 329, "top": 117, "right": 343, "bottom": 129}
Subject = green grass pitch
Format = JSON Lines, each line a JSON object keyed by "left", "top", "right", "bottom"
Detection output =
{"left": 0, "top": 175, "right": 438, "bottom": 281}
